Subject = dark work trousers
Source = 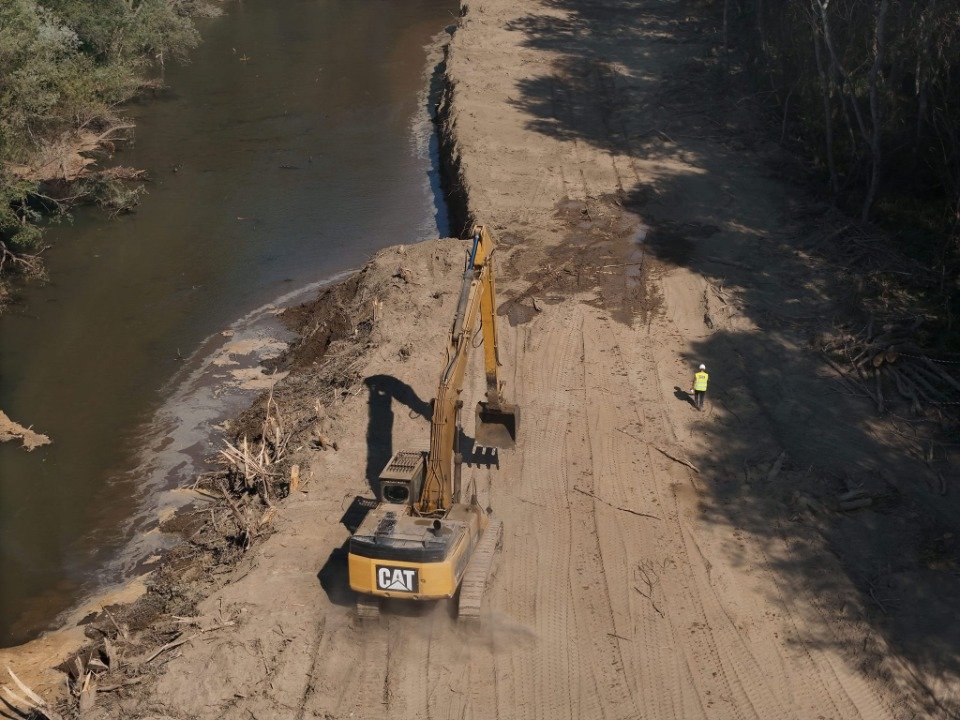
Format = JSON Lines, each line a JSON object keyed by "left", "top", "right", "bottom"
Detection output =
{"left": 694, "top": 390, "right": 705, "bottom": 411}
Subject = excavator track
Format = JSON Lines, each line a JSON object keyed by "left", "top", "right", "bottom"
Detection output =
{"left": 355, "top": 595, "right": 381, "bottom": 621}
{"left": 458, "top": 519, "right": 503, "bottom": 621}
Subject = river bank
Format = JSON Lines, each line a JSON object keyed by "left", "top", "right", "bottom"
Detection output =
{"left": 0, "top": 0, "right": 225, "bottom": 297}
{"left": 1, "top": 0, "right": 455, "bottom": 662}
{"left": 5, "top": 0, "right": 960, "bottom": 717}
{"left": 1, "top": 0, "right": 459, "bottom": 650}
{"left": 0, "top": 236, "right": 468, "bottom": 709}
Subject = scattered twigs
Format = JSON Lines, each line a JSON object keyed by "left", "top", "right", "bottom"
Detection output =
{"left": 141, "top": 622, "right": 234, "bottom": 665}
{"left": 920, "top": 357, "right": 960, "bottom": 393}
{"left": 820, "top": 318, "right": 960, "bottom": 415}
{"left": 141, "top": 635, "right": 190, "bottom": 665}
{"left": 653, "top": 445, "right": 700, "bottom": 474}
{"left": 616, "top": 428, "right": 701, "bottom": 475}
{"left": 96, "top": 677, "right": 143, "bottom": 693}
{"left": 217, "top": 478, "right": 253, "bottom": 548}
{"left": 702, "top": 255, "right": 752, "bottom": 271}
{"left": 103, "top": 607, "right": 128, "bottom": 643}
{"left": 191, "top": 486, "right": 222, "bottom": 501}
{"left": 838, "top": 488, "right": 874, "bottom": 511}
{"left": 572, "top": 486, "right": 660, "bottom": 520}
{"left": 0, "top": 240, "right": 44, "bottom": 277}
{"left": 821, "top": 354, "right": 870, "bottom": 397}
{"left": 142, "top": 633, "right": 196, "bottom": 665}
{"left": 633, "top": 562, "right": 665, "bottom": 618}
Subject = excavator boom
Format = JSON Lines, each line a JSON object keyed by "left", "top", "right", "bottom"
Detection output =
{"left": 418, "top": 225, "right": 518, "bottom": 515}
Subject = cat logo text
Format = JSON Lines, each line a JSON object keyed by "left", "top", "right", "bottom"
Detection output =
{"left": 376, "top": 566, "right": 419, "bottom": 593}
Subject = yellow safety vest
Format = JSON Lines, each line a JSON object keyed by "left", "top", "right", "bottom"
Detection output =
{"left": 694, "top": 371, "right": 709, "bottom": 392}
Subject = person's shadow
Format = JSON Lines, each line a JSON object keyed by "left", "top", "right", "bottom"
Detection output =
{"left": 674, "top": 385, "right": 697, "bottom": 409}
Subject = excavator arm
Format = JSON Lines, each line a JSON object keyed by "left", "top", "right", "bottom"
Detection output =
{"left": 417, "top": 225, "right": 518, "bottom": 515}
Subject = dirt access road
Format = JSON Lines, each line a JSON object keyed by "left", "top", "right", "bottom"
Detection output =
{"left": 77, "top": 0, "right": 959, "bottom": 717}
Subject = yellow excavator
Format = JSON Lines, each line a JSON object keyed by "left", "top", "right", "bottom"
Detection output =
{"left": 348, "top": 225, "right": 519, "bottom": 620}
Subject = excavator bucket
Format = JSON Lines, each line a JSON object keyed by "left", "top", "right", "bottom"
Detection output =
{"left": 475, "top": 401, "right": 520, "bottom": 449}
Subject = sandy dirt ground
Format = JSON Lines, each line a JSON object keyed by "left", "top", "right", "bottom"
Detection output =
{"left": 9, "top": 0, "right": 960, "bottom": 718}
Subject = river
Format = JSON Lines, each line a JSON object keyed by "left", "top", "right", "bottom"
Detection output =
{"left": 0, "top": 0, "right": 454, "bottom": 647}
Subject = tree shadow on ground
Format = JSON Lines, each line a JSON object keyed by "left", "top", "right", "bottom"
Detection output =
{"left": 502, "top": 0, "right": 960, "bottom": 711}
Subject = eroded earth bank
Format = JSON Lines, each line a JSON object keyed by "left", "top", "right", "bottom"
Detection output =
{"left": 6, "top": 0, "right": 960, "bottom": 718}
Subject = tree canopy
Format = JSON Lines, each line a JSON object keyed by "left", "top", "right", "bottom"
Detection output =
{"left": 705, "top": 0, "right": 960, "bottom": 331}
{"left": 0, "top": 0, "right": 211, "bottom": 267}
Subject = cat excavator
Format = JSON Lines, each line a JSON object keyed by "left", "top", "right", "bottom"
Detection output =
{"left": 347, "top": 225, "right": 519, "bottom": 620}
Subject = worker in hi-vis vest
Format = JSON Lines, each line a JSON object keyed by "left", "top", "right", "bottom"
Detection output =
{"left": 690, "top": 363, "right": 709, "bottom": 411}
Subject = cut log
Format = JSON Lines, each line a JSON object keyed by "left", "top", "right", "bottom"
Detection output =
{"left": 766, "top": 451, "right": 786, "bottom": 483}
{"left": 839, "top": 497, "right": 873, "bottom": 511}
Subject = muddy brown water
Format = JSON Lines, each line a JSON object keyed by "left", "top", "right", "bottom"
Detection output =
{"left": 0, "top": 0, "right": 454, "bottom": 647}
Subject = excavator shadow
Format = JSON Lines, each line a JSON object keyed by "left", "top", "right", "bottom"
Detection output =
{"left": 364, "top": 374, "right": 431, "bottom": 497}
{"left": 466, "top": 444, "right": 500, "bottom": 470}
{"left": 340, "top": 494, "right": 377, "bottom": 533}
{"left": 364, "top": 374, "right": 499, "bottom": 497}
{"left": 317, "top": 496, "right": 378, "bottom": 607}
{"left": 318, "top": 541, "right": 355, "bottom": 608}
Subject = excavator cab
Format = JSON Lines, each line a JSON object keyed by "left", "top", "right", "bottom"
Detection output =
{"left": 377, "top": 450, "right": 425, "bottom": 506}
{"left": 475, "top": 401, "right": 519, "bottom": 449}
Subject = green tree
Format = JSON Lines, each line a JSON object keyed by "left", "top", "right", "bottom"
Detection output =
{"left": 0, "top": 0, "right": 208, "bottom": 280}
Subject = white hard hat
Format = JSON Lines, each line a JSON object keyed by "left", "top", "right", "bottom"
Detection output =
{"left": 699, "top": 364, "right": 706, "bottom": 370}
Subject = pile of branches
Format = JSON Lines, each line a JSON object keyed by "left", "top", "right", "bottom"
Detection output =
{"left": 2, "top": 667, "right": 64, "bottom": 720}
{"left": 194, "top": 392, "right": 291, "bottom": 548}
{"left": 821, "top": 317, "right": 960, "bottom": 415}
{"left": 804, "top": 215, "right": 940, "bottom": 319}
{"left": 3, "top": 611, "right": 236, "bottom": 719}
{"left": 0, "top": 238, "right": 44, "bottom": 277}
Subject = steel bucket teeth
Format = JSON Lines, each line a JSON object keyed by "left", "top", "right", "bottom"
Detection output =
{"left": 475, "top": 402, "right": 520, "bottom": 449}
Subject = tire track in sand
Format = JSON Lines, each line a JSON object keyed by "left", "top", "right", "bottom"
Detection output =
{"left": 522, "top": 305, "right": 582, "bottom": 719}
{"left": 610, "top": 315, "right": 894, "bottom": 719}
{"left": 579, "top": 310, "right": 693, "bottom": 719}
